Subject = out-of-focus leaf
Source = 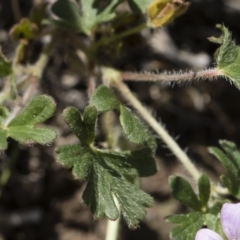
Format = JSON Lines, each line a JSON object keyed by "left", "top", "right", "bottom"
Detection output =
{"left": 0, "top": 48, "right": 12, "bottom": 78}
{"left": 10, "top": 18, "right": 38, "bottom": 42}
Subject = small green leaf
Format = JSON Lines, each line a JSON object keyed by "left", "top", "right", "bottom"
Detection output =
{"left": 198, "top": 174, "right": 210, "bottom": 208}
{"left": 5, "top": 95, "right": 57, "bottom": 146}
{"left": 83, "top": 105, "right": 97, "bottom": 144}
{"left": 209, "top": 25, "right": 240, "bottom": 90}
{"left": 127, "top": 0, "right": 152, "bottom": 14}
{"left": 8, "top": 126, "right": 57, "bottom": 145}
{"left": 90, "top": 85, "right": 120, "bottom": 112}
{"left": 119, "top": 106, "right": 155, "bottom": 148}
{"left": 169, "top": 176, "right": 201, "bottom": 210}
{"left": 8, "top": 95, "right": 56, "bottom": 127}
{"left": 166, "top": 212, "right": 204, "bottom": 240}
{"left": 0, "top": 48, "right": 12, "bottom": 78}
{"left": 0, "top": 128, "right": 8, "bottom": 152}
{"left": 62, "top": 107, "right": 88, "bottom": 144}
{"left": 219, "top": 140, "right": 240, "bottom": 166}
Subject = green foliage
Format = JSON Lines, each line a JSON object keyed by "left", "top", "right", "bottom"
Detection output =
{"left": 10, "top": 18, "right": 38, "bottom": 41}
{"left": 47, "top": 0, "right": 120, "bottom": 35}
{"left": 91, "top": 85, "right": 156, "bottom": 151}
{"left": 0, "top": 106, "right": 9, "bottom": 123}
{"left": 0, "top": 95, "right": 57, "bottom": 152}
{"left": 165, "top": 203, "right": 224, "bottom": 240}
{"left": 128, "top": 0, "right": 152, "bottom": 13}
{"left": 0, "top": 48, "right": 12, "bottom": 78}
{"left": 56, "top": 86, "right": 157, "bottom": 228}
{"left": 209, "top": 140, "right": 240, "bottom": 198}
{"left": 209, "top": 24, "right": 240, "bottom": 90}
{"left": 169, "top": 176, "right": 202, "bottom": 210}
{"left": 198, "top": 174, "right": 210, "bottom": 208}
{"left": 166, "top": 212, "right": 205, "bottom": 240}
{"left": 119, "top": 105, "right": 156, "bottom": 150}
{"left": 90, "top": 85, "right": 120, "bottom": 112}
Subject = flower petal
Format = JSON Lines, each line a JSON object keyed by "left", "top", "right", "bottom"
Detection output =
{"left": 221, "top": 202, "right": 240, "bottom": 240}
{"left": 195, "top": 229, "right": 223, "bottom": 240}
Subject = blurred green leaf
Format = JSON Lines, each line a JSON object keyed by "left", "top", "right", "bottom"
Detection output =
{"left": 166, "top": 212, "right": 204, "bottom": 240}
{"left": 209, "top": 25, "right": 240, "bottom": 90}
{"left": 128, "top": 0, "right": 152, "bottom": 14}
{"left": 0, "top": 48, "right": 12, "bottom": 78}
{"left": 209, "top": 141, "right": 240, "bottom": 198}
{"left": 169, "top": 176, "right": 201, "bottom": 210}
{"left": 0, "top": 128, "right": 8, "bottom": 152}
{"left": 48, "top": 0, "right": 119, "bottom": 34}
{"left": 0, "top": 106, "right": 9, "bottom": 124}
{"left": 10, "top": 18, "right": 38, "bottom": 41}
{"left": 198, "top": 174, "right": 210, "bottom": 208}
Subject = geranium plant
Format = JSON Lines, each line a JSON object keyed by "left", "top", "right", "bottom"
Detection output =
{"left": 0, "top": 0, "right": 240, "bottom": 239}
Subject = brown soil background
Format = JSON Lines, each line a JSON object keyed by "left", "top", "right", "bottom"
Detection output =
{"left": 1, "top": 0, "right": 240, "bottom": 239}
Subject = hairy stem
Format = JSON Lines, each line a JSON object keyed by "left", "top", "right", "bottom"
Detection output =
{"left": 111, "top": 79, "right": 201, "bottom": 181}
{"left": 122, "top": 68, "right": 223, "bottom": 83}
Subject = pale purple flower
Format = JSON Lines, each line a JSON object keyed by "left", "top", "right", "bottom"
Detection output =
{"left": 195, "top": 203, "right": 240, "bottom": 240}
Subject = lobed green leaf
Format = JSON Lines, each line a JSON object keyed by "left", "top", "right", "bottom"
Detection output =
{"left": 49, "top": 0, "right": 119, "bottom": 34}
{"left": 166, "top": 212, "right": 204, "bottom": 240}
{"left": 82, "top": 161, "right": 119, "bottom": 220}
{"left": 56, "top": 144, "right": 92, "bottom": 180}
{"left": 90, "top": 85, "right": 120, "bottom": 112}
{"left": 209, "top": 25, "right": 240, "bottom": 90}
{"left": 8, "top": 95, "right": 56, "bottom": 127}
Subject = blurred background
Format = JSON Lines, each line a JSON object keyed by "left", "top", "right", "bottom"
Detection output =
{"left": 0, "top": 0, "right": 240, "bottom": 239}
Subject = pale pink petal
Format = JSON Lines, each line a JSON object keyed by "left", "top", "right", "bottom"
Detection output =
{"left": 221, "top": 203, "right": 240, "bottom": 240}
{"left": 195, "top": 229, "right": 223, "bottom": 240}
